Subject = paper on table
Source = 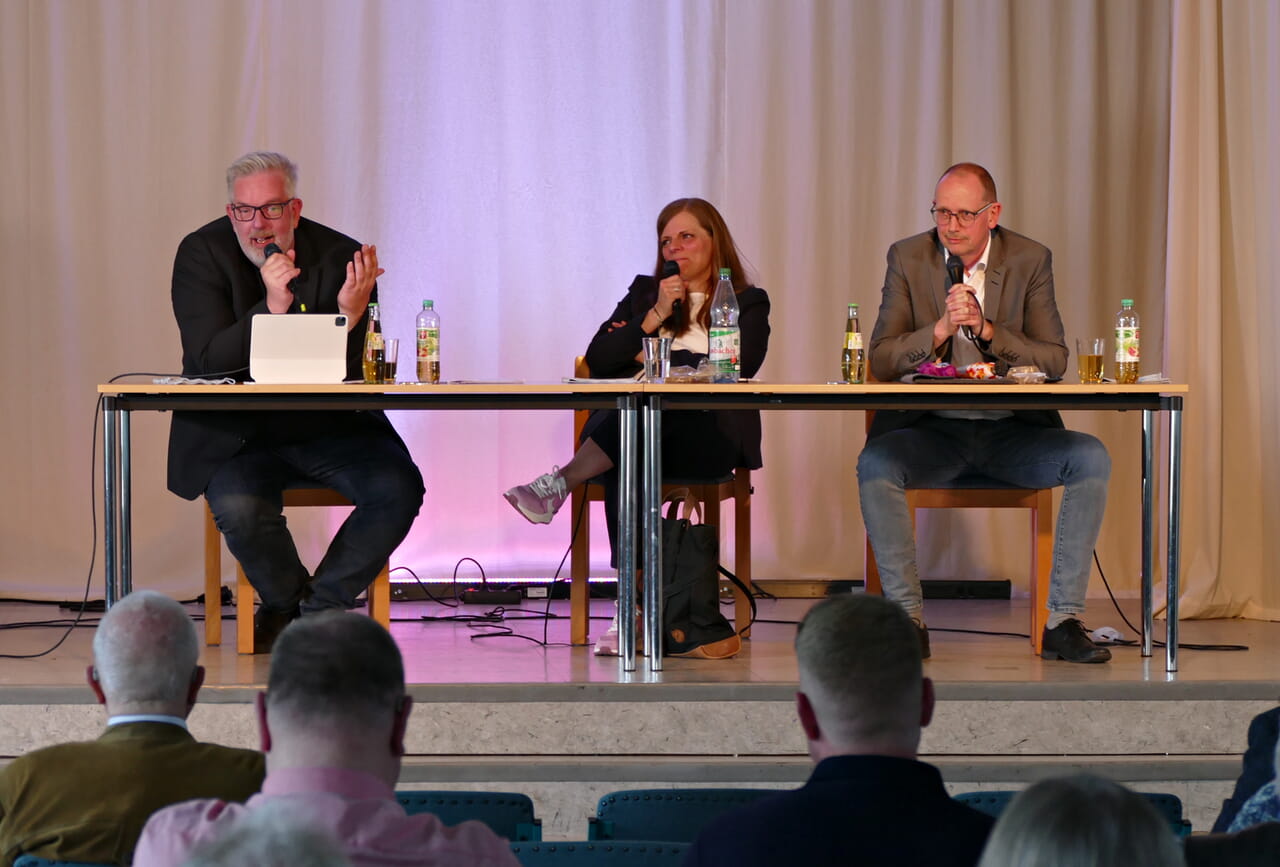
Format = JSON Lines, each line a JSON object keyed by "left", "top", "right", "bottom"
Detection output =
{"left": 562, "top": 376, "right": 642, "bottom": 384}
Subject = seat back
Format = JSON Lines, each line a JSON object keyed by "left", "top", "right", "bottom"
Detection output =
{"left": 510, "top": 841, "right": 687, "bottom": 865}
{"left": 14, "top": 857, "right": 113, "bottom": 867}
{"left": 953, "top": 790, "right": 1192, "bottom": 837}
{"left": 396, "top": 790, "right": 542, "bottom": 841}
{"left": 204, "top": 487, "right": 392, "bottom": 652}
{"left": 861, "top": 370, "right": 1053, "bottom": 652}
{"left": 588, "top": 788, "right": 775, "bottom": 841}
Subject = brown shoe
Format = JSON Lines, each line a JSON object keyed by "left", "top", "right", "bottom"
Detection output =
{"left": 916, "top": 622, "right": 931, "bottom": 660}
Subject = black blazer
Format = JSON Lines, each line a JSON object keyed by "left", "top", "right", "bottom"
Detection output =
{"left": 166, "top": 216, "right": 406, "bottom": 499}
{"left": 584, "top": 275, "right": 771, "bottom": 470}
{"left": 1214, "top": 707, "right": 1280, "bottom": 832}
{"left": 683, "top": 755, "right": 994, "bottom": 866}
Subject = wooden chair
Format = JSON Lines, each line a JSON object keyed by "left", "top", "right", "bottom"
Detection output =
{"left": 203, "top": 488, "right": 391, "bottom": 653}
{"left": 861, "top": 383, "right": 1053, "bottom": 654}
{"left": 568, "top": 357, "right": 753, "bottom": 646}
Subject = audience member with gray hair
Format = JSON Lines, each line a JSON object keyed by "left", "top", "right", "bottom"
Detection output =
{"left": 683, "top": 594, "right": 994, "bottom": 866}
{"left": 975, "top": 774, "right": 1183, "bottom": 867}
{"left": 0, "top": 590, "right": 264, "bottom": 865}
{"left": 135, "top": 611, "right": 518, "bottom": 867}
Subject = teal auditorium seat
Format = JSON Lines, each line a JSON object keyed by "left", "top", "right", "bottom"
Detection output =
{"left": 14, "top": 858, "right": 112, "bottom": 867}
{"left": 588, "top": 788, "right": 776, "bottom": 841}
{"left": 954, "top": 790, "right": 1193, "bottom": 837}
{"left": 510, "top": 841, "right": 688, "bottom": 865}
{"left": 395, "top": 790, "right": 542, "bottom": 840}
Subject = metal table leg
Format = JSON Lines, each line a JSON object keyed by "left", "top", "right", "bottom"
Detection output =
{"left": 103, "top": 398, "right": 119, "bottom": 607}
{"left": 1141, "top": 410, "right": 1155, "bottom": 658}
{"left": 617, "top": 394, "right": 638, "bottom": 671}
{"left": 120, "top": 409, "right": 132, "bottom": 598}
{"left": 642, "top": 396, "right": 663, "bottom": 672}
{"left": 1166, "top": 398, "right": 1183, "bottom": 672}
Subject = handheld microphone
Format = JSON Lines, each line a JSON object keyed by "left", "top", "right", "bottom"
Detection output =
{"left": 946, "top": 254, "right": 976, "bottom": 342}
{"left": 662, "top": 260, "right": 681, "bottom": 316}
{"left": 262, "top": 243, "right": 300, "bottom": 301}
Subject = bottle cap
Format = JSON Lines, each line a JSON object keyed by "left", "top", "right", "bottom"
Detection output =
{"left": 423, "top": 299, "right": 434, "bottom": 308}
{"left": 1121, "top": 298, "right": 1134, "bottom": 306}
{"left": 719, "top": 268, "right": 731, "bottom": 277}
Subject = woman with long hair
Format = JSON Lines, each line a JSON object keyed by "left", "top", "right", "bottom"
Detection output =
{"left": 503, "top": 197, "right": 771, "bottom": 655}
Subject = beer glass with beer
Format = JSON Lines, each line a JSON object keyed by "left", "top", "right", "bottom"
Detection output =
{"left": 1076, "top": 337, "right": 1105, "bottom": 383}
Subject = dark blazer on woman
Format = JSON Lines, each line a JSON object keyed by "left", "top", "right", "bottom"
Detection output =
{"left": 583, "top": 275, "right": 771, "bottom": 469}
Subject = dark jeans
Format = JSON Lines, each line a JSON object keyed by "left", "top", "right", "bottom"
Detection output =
{"left": 204, "top": 418, "right": 424, "bottom": 614}
{"left": 582, "top": 408, "right": 737, "bottom": 567}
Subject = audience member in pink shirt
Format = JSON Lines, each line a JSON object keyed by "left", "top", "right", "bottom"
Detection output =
{"left": 134, "top": 611, "right": 518, "bottom": 867}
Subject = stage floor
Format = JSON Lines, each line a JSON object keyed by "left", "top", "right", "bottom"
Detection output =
{"left": 3, "top": 596, "right": 1277, "bottom": 837}
{"left": 3, "top": 596, "right": 1278, "bottom": 691}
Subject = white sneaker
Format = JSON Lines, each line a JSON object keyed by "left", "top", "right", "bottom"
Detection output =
{"left": 593, "top": 615, "right": 621, "bottom": 656}
{"left": 503, "top": 467, "right": 568, "bottom": 524}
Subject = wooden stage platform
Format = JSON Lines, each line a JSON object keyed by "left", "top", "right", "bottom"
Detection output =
{"left": 1, "top": 596, "right": 1275, "bottom": 840}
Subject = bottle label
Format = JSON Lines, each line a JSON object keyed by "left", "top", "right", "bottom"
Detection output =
{"left": 1115, "top": 327, "right": 1140, "bottom": 363}
{"left": 709, "top": 327, "right": 739, "bottom": 376}
{"left": 417, "top": 327, "right": 440, "bottom": 362}
{"left": 845, "top": 331, "right": 863, "bottom": 351}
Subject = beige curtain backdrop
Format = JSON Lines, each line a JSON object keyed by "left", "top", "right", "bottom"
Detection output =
{"left": 1, "top": 0, "right": 1275, "bottom": 620}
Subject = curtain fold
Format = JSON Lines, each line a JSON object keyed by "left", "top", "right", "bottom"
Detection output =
{"left": 2, "top": 0, "right": 1276, "bottom": 620}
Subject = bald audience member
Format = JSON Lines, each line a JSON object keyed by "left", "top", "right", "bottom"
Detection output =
{"left": 683, "top": 594, "right": 994, "bottom": 866}
{"left": 135, "top": 611, "right": 518, "bottom": 867}
{"left": 0, "top": 590, "right": 264, "bottom": 865}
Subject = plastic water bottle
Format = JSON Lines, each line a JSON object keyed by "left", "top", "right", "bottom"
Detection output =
{"left": 1115, "top": 298, "right": 1140, "bottom": 384}
{"left": 361, "top": 302, "right": 383, "bottom": 384}
{"left": 416, "top": 299, "right": 441, "bottom": 383}
{"left": 708, "top": 268, "right": 740, "bottom": 383}
{"left": 841, "top": 303, "right": 864, "bottom": 383}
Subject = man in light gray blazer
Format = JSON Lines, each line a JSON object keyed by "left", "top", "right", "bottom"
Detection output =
{"left": 858, "top": 162, "right": 1112, "bottom": 664}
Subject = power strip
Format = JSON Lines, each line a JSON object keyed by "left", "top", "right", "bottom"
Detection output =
{"left": 459, "top": 589, "right": 523, "bottom": 605}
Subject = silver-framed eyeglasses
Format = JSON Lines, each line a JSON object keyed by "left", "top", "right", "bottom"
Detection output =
{"left": 229, "top": 199, "right": 295, "bottom": 221}
{"left": 930, "top": 201, "right": 994, "bottom": 227}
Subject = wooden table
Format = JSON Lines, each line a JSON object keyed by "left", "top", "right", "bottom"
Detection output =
{"left": 624, "top": 382, "right": 1187, "bottom": 673}
{"left": 98, "top": 380, "right": 1187, "bottom": 672}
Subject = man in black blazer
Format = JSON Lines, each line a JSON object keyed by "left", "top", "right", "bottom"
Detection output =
{"left": 858, "top": 163, "right": 1111, "bottom": 663}
{"left": 169, "top": 151, "right": 423, "bottom": 652}
{"left": 683, "top": 594, "right": 994, "bottom": 867}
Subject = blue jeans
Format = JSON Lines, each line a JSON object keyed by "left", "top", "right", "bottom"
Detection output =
{"left": 857, "top": 415, "right": 1110, "bottom": 618}
{"left": 204, "top": 420, "right": 424, "bottom": 614}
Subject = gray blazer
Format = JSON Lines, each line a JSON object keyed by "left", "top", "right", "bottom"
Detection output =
{"left": 866, "top": 226, "right": 1068, "bottom": 439}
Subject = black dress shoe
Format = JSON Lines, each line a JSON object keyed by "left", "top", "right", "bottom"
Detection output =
{"left": 1041, "top": 618, "right": 1112, "bottom": 663}
{"left": 253, "top": 605, "right": 299, "bottom": 655}
{"left": 915, "top": 622, "right": 931, "bottom": 660}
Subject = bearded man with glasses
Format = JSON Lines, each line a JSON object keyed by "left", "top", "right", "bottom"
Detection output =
{"left": 857, "top": 162, "right": 1112, "bottom": 664}
{"left": 167, "top": 151, "right": 423, "bottom": 653}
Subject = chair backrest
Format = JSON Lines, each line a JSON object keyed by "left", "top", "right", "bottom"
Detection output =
{"left": 573, "top": 356, "right": 591, "bottom": 443}
{"left": 953, "top": 790, "right": 1192, "bottom": 837}
{"left": 588, "top": 788, "right": 775, "bottom": 841}
{"left": 14, "top": 857, "right": 112, "bottom": 867}
{"left": 395, "top": 790, "right": 542, "bottom": 841}
{"left": 510, "top": 841, "right": 688, "bottom": 865}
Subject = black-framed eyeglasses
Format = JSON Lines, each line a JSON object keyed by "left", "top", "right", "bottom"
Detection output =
{"left": 229, "top": 199, "right": 295, "bottom": 221}
{"left": 930, "top": 202, "right": 994, "bottom": 227}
